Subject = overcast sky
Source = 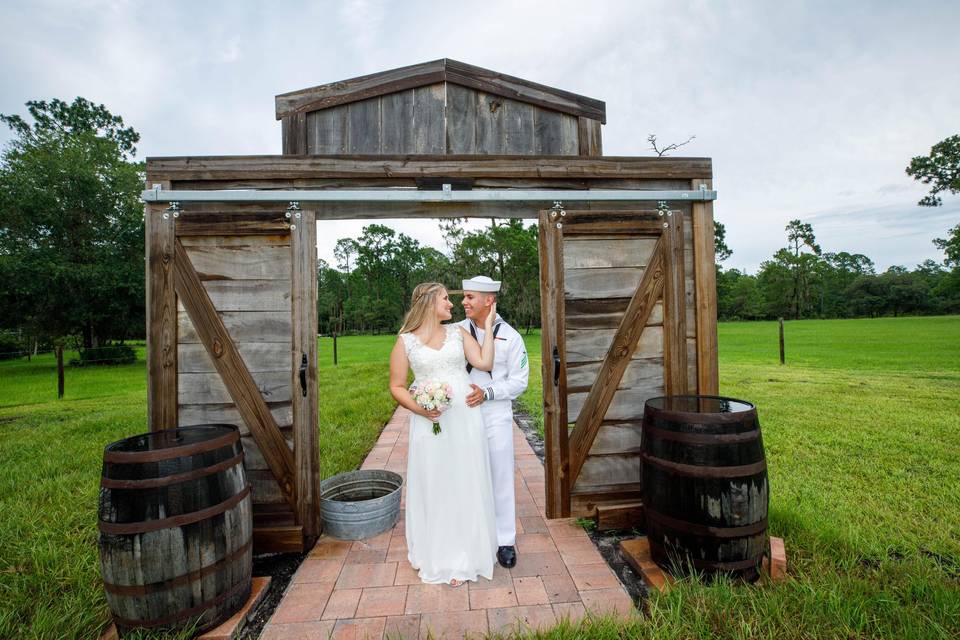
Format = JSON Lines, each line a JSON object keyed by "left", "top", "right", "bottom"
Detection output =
{"left": 2, "top": 0, "right": 958, "bottom": 273}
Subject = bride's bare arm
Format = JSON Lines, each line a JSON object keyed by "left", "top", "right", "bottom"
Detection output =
{"left": 390, "top": 338, "right": 440, "bottom": 419}
{"left": 460, "top": 302, "right": 497, "bottom": 371}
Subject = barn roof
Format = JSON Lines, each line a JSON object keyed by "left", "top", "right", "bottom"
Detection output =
{"left": 274, "top": 58, "right": 606, "bottom": 123}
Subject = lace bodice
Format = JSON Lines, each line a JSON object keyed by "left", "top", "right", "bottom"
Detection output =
{"left": 401, "top": 325, "right": 469, "bottom": 383}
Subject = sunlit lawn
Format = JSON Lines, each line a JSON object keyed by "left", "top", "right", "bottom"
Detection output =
{"left": 1, "top": 317, "right": 959, "bottom": 638}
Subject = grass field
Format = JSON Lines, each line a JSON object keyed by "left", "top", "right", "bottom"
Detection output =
{"left": 1, "top": 318, "right": 959, "bottom": 638}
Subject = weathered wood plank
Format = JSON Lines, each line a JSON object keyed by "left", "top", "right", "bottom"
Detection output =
{"left": 413, "top": 84, "right": 445, "bottom": 154}
{"left": 281, "top": 113, "right": 307, "bottom": 155}
{"left": 194, "top": 280, "right": 291, "bottom": 312}
{"left": 566, "top": 357, "right": 663, "bottom": 392}
{"left": 446, "top": 83, "right": 477, "bottom": 154}
{"left": 178, "top": 402, "right": 292, "bottom": 435}
{"left": 586, "top": 421, "right": 644, "bottom": 455}
{"left": 577, "top": 117, "right": 603, "bottom": 156}
{"left": 181, "top": 243, "right": 291, "bottom": 281}
{"left": 179, "top": 311, "right": 291, "bottom": 343}
{"left": 252, "top": 525, "right": 304, "bottom": 553}
{"left": 566, "top": 239, "right": 666, "bottom": 484}
{"left": 692, "top": 179, "right": 719, "bottom": 395}
{"left": 564, "top": 267, "right": 645, "bottom": 300}
{"left": 565, "top": 299, "right": 663, "bottom": 329}
{"left": 307, "top": 106, "right": 348, "bottom": 154}
{"left": 572, "top": 454, "right": 641, "bottom": 490}
{"left": 178, "top": 342, "right": 290, "bottom": 374}
{"left": 560, "top": 114, "right": 580, "bottom": 155}
{"left": 347, "top": 98, "right": 381, "bottom": 154}
{"left": 539, "top": 210, "right": 570, "bottom": 518}
{"left": 504, "top": 100, "right": 536, "bottom": 154}
{"left": 686, "top": 337, "right": 698, "bottom": 393}
{"left": 565, "top": 326, "right": 664, "bottom": 364}
{"left": 292, "top": 209, "right": 320, "bottom": 542}
{"left": 380, "top": 90, "right": 415, "bottom": 154}
{"left": 173, "top": 239, "right": 298, "bottom": 509}
{"left": 177, "top": 371, "right": 291, "bottom": 406}
{"left": 243, "top": 432, "right": 294, "bottom": 471}
{"left": 534, "top": 109, "right": 563, "bottom": 155}
{"left": 148, "top": 155, "right": 713, "bottom": 181}
{"left": 146, "top": 179, "right": 177, "bottom": 432}
{"left": 661, "top": 213, "right": 688, "bottom": 395}
{"left": 563, "top": 237, "right": 657, "bottom": 269}
{"left": 475, "top": 91, "right": 505, "bottom": 154}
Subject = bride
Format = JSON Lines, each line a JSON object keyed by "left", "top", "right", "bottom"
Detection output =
{"left": 389, "top": 282, "right": 499, "bottom": 586}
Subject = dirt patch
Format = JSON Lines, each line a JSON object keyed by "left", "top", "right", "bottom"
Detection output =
{"left": 513, "top": 402, "right": 651, "bottom": 608}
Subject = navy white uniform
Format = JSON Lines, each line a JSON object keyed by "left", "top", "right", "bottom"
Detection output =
{"left": 457, "top": 313, "right": 529, "bottom": 547}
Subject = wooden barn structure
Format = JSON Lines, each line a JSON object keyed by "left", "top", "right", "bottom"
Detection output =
{"left": 143, "top": 59, "right": 718, "bottom": 554}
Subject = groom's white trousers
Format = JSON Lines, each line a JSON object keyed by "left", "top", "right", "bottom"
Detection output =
{"left": 482, "top": 407, "right": 516, "bottom": 547}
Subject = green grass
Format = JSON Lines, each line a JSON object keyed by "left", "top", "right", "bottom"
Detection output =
{"left": 2, "top": 318, "right": 959, "bottom": 638}
{"left": 0, "top": 342, "right": 396, "bottom": 639}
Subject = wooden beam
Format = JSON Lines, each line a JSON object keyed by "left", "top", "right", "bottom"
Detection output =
{"left": 173, "top": 239, "right": 298, "bottom": 509}
{"left": 252, "top": 525, "right": 304, "bottom": 554}
{"left": 292, "top": 209, "right": 320, "bottom": 543}
{"left": 692, "top": 179, "right": 719, "bottom": 395}
{"left": 596, "top": 501, "right": 644, "bottom": 531}
{"left": 145, "top": 179, "right": 177, "bottom": 431}
{"left": 539, "top": 210, "right": 570, "bottom": 518}
{"left": 662, "top": 213, "right": 688, "bottom": 395}
{"left": 567, "top": 238, "right": 666, "bottom": 487}
{"left": 146, "top": 155, "right": 713, "bottom": 182}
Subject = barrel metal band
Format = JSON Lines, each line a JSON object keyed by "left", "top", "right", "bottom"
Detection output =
{"left": 641, "top": 453, "right": 767, "bottom": 478}
{"left": 102, "top": 537, "right": 252, "bottom": 596}
{"left": 111, "top": 578, "right": 250, "bottom": 629}
{"left": 100, "top": 452, "right": 245, "bottom": 489}
{"left": 643, "top": 425, "right": 760, "bottom": 445}
{"left": 103, "top": 430, "right": 239, "bottom": 464}
{"left": 649, "top": 540, "right": 762, "bottom": 571}
{"left": 645, "top": 508, "right": 768, "bottom": 538}
{"left": 98, "top": 485, "right": 251, "bottom": 535}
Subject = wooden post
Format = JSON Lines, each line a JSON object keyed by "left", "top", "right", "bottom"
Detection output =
{"left": 145, "top": 178, "right": 177, "bottom": 431}
{"left": 56, "top": 346, "right": 64, "bottom": 398}
{"left": 691, "top": 179, "right": 719, "bottom": 395}
{"left": 779, "top": 318, "right": 785, "bottom": 365}
{"left": 333, "top": 332, "right": 338, "bottom": 365}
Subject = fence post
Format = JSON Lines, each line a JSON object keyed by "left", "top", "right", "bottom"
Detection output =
{"left": 333, "top": 332, "right": 338, "bottom": 366}
{"left": 56, "top": 346, "right": 64, "bottom": 398}
{"left": 778, "top": 318, "right": 785, "bottom": 365}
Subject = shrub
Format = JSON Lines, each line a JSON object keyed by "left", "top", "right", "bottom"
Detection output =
{"left": 69, "top": 344, "right": 136, "bottom": 366}
{"left": 0, "top": 331, "right": 25, "bottom": 360}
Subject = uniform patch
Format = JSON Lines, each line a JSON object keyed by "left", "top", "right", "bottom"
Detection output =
{"left": 520, "top": 353, "right": 528, "bottom": 369}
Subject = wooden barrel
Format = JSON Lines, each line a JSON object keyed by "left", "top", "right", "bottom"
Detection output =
{"left": 97, "top": 425, "right": 253, "bottom": 634}
{"left": 641, "top": 395, "right": 769, "bottom": 580}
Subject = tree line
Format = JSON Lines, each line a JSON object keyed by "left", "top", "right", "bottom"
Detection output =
{"left": 1, "top": 97, "right": 958, "bottom": 356}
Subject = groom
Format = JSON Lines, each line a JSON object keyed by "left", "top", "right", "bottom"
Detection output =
{"left": 459, "top": 275, "right": 529, "bottom": 568}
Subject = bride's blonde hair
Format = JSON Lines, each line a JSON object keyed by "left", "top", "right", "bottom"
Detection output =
{"left": 398, "top": 282, "right": 447, "bottom": 334}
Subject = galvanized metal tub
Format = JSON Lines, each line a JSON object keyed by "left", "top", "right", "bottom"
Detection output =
{"left": 319, "top": 469, "right": 403, "bottom": 540}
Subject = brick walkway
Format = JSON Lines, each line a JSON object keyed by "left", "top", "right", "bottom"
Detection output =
{"left": 261, "top": 407, "right": 635, "bottom": 639}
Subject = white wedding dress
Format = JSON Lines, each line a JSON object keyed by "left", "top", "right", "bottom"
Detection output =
{"left": 401, "top": 324, "right": 498, "bottom": 584}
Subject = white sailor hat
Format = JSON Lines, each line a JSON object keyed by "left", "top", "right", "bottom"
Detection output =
{"left": 462, "top": 275, "right": 501, "bottom": 292}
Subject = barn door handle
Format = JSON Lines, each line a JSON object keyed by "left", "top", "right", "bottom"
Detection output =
{"left": 299, "top": 353, "right": 308, "bottom": 397}
{"left": 553, "top": 346, "right": 560, "bottom": 387}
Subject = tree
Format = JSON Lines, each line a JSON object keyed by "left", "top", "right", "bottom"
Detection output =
{"left": 714, "top": 220, "right": 732, "bottom": 263}
{"left": 906, "top": 135, "right": 960, "bottom": 207}
{"left": 933, "top": 223, "right": 960, "bottom": 268}
{"left": 0, "top": 98, "right": 144, "bottom": 348}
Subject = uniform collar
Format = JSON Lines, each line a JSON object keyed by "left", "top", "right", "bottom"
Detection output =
{"left": 470, "top": 314, "right": 502, "bottom": 331}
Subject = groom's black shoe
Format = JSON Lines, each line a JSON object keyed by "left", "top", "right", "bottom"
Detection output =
{"left": 497, "top": 546, "right": 517, "bottom": 568}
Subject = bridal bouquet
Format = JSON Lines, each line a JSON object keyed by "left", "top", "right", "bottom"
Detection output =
{"left": 410, "top": 379, "right": 453, "bottom": 435}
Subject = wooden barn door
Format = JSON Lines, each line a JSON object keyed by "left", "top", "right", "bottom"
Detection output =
{"left": 147, "top": 203, "right": 319, "bottom": 552}
{"left": 539, "top": 209, "right": 687, "bottom": 519}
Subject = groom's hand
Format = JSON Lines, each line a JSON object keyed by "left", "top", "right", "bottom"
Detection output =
{"left": 466, "top": 384, "right": 485, "bottom": 407}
